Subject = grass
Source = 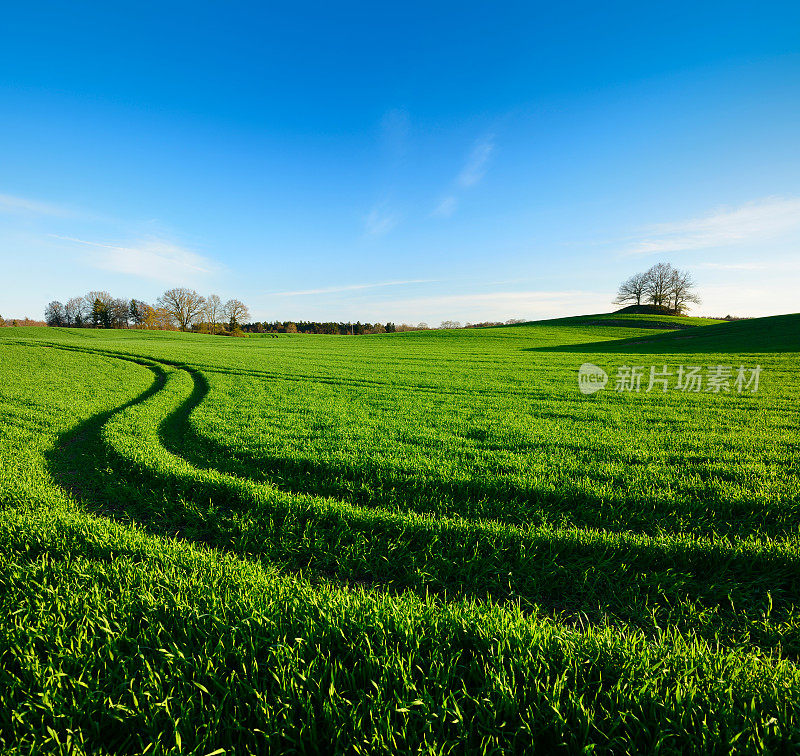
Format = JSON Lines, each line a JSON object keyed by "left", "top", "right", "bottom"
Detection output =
{"left": 545, "top": 312, "right": 727, "bottom": 327}
{"left": 0, "top": 312, "right": 799, "bottom": 753}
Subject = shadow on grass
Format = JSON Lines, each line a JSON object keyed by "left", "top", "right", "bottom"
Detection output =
{"left": 158, "top": 368, "right": 800, "bottom": 542}
{"left": 526, "top": 314, "right": 800, "bottom": 355}
{"left": 41, "top": 346, "right": 800, "bottom": 655}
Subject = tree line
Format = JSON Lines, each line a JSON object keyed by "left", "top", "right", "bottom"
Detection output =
{"left": 614, "top": 262, "right": 701, "bottom": 313}
{"left": 237, "top": 319, "right": 525, "bottom": 334}
{"left": 240, "top": 321, "right": 439, "bottom": 334}
{"left": 42, "top": 293, "right": 530, "bottom": 335}
{"left": 0, "top": 316, "right": 46, "bottom": 328}
{"left": 240, "top": 321, "right": 404, "bottom": 335}
{"left": 45, "top": 288, "right": 251, "bottom": 334}
{"left": 44, "top": 288, "right": 530, "bottom": 335}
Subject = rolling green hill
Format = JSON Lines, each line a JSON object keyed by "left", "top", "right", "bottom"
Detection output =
{"left": 0, "top": 314, "right": 799, "bottom": 753}
{"left": 536, "top": 312, "right": 800, "bottom": 353}
{"left": 538, "top": 311, "right": 726, "bottom": 328}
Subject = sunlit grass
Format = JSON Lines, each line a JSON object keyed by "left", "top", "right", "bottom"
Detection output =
{"left": 0, "top": 314, "right": 798, "bottom": 753}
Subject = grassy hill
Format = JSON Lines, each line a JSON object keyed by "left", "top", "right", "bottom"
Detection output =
{"left": 534, "top": 312, "right": 800, "bottom": 353}
{"left": 540, "top": 311, "right": 726, "bottom": 327}
{"left": 0, "top": 315, "right": 799, "bottom": 752}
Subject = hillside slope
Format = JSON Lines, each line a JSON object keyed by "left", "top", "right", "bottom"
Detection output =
{"left": 530, "top": 312, "right": 800, "bottom": 353}
{"left": 529, "top": 312, "right": 725, "bottom": 329}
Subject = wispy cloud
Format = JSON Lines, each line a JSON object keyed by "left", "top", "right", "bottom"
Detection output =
{"left": 457, "top": 135, "right": 495, "bottom": 188}
{"left": 0, "top": 193, "right": 73, "bottom": 217}
{"left": 431, "top": 134, "right": 496, "bottom": 218}
{"left": 623, "top": 197, "right": 800, "bottom": 256}
{"left": 272, "top": 279, "right": 436, "bottom": 297}
{"left": 364, "top": 205, "right": 399, "bottom": 237}
{"left": 53, "top": 235, "right": 221, "bottom": 283}
{"left": 431, "top": 195, "right": 458, "bottom": 218}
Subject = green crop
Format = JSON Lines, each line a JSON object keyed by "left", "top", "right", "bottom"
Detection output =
{"left": 0, "top": 313, "right": 798, "bottom": 754}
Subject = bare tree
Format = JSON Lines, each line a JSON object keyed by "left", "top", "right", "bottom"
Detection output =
{"left": 157, "top": 288, "right": 206, "bottom": 331}
{"left": 669, "top": 268, "right": 701, "bottom": 314}
{"left": 222, "top": 298, "right": 250, "bottom": 328}
{"left": 203, "top": 294, "right": 223, "bottom": 334}
{"left": 613, "top": 271, "right": 650, "bottom": 307}
{"left": 155, "top": 307, "right": 175, "bottom": 330}
{"left": 110, "top": 298, "right": 130, "bottom": 328}
{"left": 65, "top": 298, "right": 83, "bottom": 326}
{"left": 83, "top": 291, "right": 112, "bottom": 310}
{"left": 614, "top": 263, "right": 701, "bottom": 313}
{"left": 64, "top": 297, "right": 83, "bottom": 326}
{"left": 44, "top": 301, "right": 66, "bottom": 326}
{"left": 440, "top": 320, "right": 461, "bottom": 329}
{"left": 643, "top": 263, "right": 676, "bottom": 308}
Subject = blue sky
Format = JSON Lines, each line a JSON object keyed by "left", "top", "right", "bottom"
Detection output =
{"left": 2, "top": 1, "right": 799, "bottom": 323}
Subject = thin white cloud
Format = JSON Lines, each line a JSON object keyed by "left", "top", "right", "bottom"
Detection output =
{"left": 364, "top": 205, "right": 399, "bottom": 237}
{"left": 457, "top": 135, "right": 495, "bottom": 188}
{"left": 693, "top": 259, "right": 800, "bottom": 272}
{"left": 272, "top": 279, "right": 436, "bottom": 297}
{"left": 431, "top": 196, "right": 458, "bottom": 218}
{"left": 431, "top": 134, "right": 496, "bottom": 218}
{"left": 0, "top": 193, "right": 72, "bottom": 217}
{"left": 53, "top": 235, "right": 221, "bottom": 283}
{"left": 623, "top": 197, "right": 800, "bottom": 256}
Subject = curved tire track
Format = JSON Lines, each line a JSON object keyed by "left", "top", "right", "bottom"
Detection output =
{"left": 24, "top": 340, "right": 800, "bottom": 656}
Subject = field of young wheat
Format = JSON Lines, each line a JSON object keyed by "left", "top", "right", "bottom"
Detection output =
{"left": 0, "top": 313, "right": 798, "bottom": 754}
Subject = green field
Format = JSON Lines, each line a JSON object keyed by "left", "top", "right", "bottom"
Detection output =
{"left": 1, "top": 313, "right": 799, "bottom": 753}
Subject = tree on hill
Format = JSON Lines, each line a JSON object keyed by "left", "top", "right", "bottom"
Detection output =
{"left": 667, "top": 268, "right": 702, "bottom": 313}
{"left": 613, "top": 271, "right": 649, "bottom": 307}
{"left": 614, "top": 263, "right": 701, "bottom": 314}
{"left": 644, "top": 262, "right": 675, "bottom": 308}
